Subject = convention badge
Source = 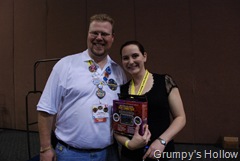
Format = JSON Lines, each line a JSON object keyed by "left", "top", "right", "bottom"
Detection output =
{"left": 108, "top": 79, "right": 118, "bottom": 91}
{"left": 96, "top": 88, "right": 106, "bottom": 99}
{"left": 92, "top": 104, "right": 109, "bottom": 123}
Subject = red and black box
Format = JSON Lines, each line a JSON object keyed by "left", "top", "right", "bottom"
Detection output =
{"left": 112, "top": 94, "right": 148, "bottom": 137}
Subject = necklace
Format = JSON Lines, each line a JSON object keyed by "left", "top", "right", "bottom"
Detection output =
{"left": 130, "top": 70, "right": 149, "bottom": 95}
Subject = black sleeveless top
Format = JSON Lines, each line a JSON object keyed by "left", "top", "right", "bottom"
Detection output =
{"left": 120, "top": 74, "right": 177, "bottom": 161}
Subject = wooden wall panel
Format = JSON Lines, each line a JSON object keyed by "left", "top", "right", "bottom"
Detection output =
{"left": 14, "top": 0, "right": 48, "bottom": 130}
{"left": 0, "top": 0, "right": 14, "bottom": 128}
{"left": 191, "top": 0, "right": 240, "bottom": 144}
{"left": 37, "top": 0, "right": 87, "bottom": 96}
{"left": 135, "top": 0, "right": 195, "bottom": 143}
{"left": 46, "top": 0, "right": 87, "bottom": 59}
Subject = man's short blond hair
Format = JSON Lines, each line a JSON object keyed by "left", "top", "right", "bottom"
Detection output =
{"left": 90, "top": 13, "right": 115, "bottom": 34}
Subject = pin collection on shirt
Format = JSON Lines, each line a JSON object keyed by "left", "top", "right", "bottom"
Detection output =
{"left": 87, "top": 60, "right": 118, "bottom": 99}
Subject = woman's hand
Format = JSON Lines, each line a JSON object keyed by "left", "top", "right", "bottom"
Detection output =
{"left": 128, "top": 124, "right": 151, "bottom": 150}
{"left": 142, "top": 138, "right": 165, "bottom": 160}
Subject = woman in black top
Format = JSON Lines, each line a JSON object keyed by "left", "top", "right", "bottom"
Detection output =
{"left": 114, "top": 41, "right": 186, "bottom": 161}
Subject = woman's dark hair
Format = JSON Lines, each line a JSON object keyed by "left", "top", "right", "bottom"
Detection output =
{"left": 120, "top": 40, "right": 145, "bottom": 56}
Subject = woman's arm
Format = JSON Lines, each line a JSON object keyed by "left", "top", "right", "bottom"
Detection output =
{"left": 159, "top": 87, "right": 186, "bottom": 143}
{"left": 143, "top": 88, "right": 186, "bottom": 160}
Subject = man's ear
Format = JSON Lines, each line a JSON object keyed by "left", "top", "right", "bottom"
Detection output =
{"left": 111, "top": 33, "right": 115, "bottom": 41}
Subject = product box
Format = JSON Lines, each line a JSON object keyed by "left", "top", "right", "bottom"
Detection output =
{"left": 112, "top": 94, "right": 148, "bottom": 137}
{"left": 222, "top": 137, "right": 239, "bottom": 149}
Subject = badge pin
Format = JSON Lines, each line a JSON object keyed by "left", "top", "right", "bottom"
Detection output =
{"left": 104, "top": 72, "right": 109, "bottom": 78}
{"left": 106, "top": 66, "right": 111, "bottom": 74}
{"left": 93, "top": 78, "right": 101, "bottom": 85}
{"left": 103, "top": 76, "right": 108, "bottom": 82}
{"left": 96, "top": 88, "right": 106, "bottom": 99}
{"left": 108, "top": 79, "right": 118, "bottom": 91}
{"left": 89, "top": 64, "right": 97, "bottom": 72}
{"left": 97, "top": 83, "right": 103, "bottom": 89}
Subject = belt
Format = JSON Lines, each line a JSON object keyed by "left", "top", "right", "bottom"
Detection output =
{"left": 58, "top": 139, "right": 106, "bottom": 152}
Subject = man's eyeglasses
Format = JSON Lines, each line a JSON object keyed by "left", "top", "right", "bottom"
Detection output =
{"left": 89, "top": 31, "right": 112, "bottom": 38}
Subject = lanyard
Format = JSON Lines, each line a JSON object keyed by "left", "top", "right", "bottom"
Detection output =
{"left": 130, "top": 70, "right": 149, "bottom": 95}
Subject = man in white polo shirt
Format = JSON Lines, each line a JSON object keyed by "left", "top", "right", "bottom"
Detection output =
{"left": 37, "top": 13, "right": 126, "bottom": 161}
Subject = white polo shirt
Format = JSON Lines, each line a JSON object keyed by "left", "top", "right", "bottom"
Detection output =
{"left": 37, "top": 49, "right": 127, "bottom": 149}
